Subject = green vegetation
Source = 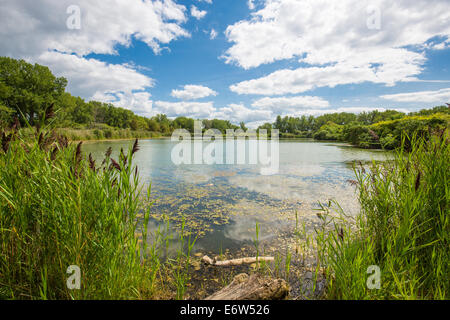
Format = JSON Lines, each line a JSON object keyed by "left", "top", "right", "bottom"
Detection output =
{"left": 0, "top": 126, "right": 203, "bottom": 299}
{"left": 314, "top": 133, "right": 449, "bottom": 299}
{"left": 264, "top": 108, "right": 449, "bottom": 150}
{"left": 0, "top": 124, "right": 150, "bottom": 298}
{"left": 0, "top": 57, "right": 240, "bottom": 139}
{"left": 1, "top": 56, "right": 448, "bottom": 300}
{"left": 3, "top": 56, "right": 447, "bottom": 148}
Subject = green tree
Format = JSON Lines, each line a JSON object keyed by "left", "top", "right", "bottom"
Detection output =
{"left": 0, "top": 57, "right": 67, "bottom": 124}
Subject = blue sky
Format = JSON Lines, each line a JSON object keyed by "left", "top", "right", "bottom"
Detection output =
{"left": 1, "top": 0, "right": 450, "bottom": 126}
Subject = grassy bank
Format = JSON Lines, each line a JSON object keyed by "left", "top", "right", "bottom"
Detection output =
{"left": 55, "top": 127, "right": 165, "bottom": 141}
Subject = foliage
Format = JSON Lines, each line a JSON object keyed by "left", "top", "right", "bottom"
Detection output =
{"left": 0, "top": 57, "right": 66, "bottom": 125}
{"left": 316, "top": 133, "right": 449, "bottom": 299}
{"left": 0, "top": 123, "right": 159, "bottom": 298}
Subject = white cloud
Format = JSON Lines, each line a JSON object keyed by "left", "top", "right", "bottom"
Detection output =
{"left": 0, "top": 0, "right": 189, "bottom": 58}
{"left": 38, "top": 51, "right": 155, "bottom": 116}
{"left": 230, "top": 54, "right": 424, "bottom": 95}
{"left": 0, "top": 1, "right": 190, "bottom": 116}
{"left": 38, "top": 51, "right": 153, "bottom": 99}
{"left": 225, "top": 0, "right": 450, "bottom": 95}
{"left": 381, "top": 88, "right": 450, "bottom": 103}
{"left": 154, "top": 101, "right": 216, "bottom": 118}
{"left": 197, "top": 0, "right": 212, "bottom": 4}
{"left": 210, "top": 29, "right": 218, "bottom": 40}
{"left": 213, "top": 103, "right": 273, "bottom": 123}
{"left": 251, "top": 96, "right": 330, "bottom": 114}
{"left": 94, "top": 91, "right": 154, "bottom": 117}
{"left": 248, "top": 0, "right": 255, "bottom": 10}
{"left": 191, "top": 5, "right": 207, "bottom": 20}
{"left": 171, "top": 85, "right": 218, "bottom": 100}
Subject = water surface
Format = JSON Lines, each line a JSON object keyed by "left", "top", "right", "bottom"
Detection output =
{"left": 83, "top": 138, "right": 389, "bottom": 254}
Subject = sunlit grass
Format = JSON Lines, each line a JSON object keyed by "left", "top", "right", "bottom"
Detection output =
{"left": 314, "top": 133, "right": 449, "bottom": 299}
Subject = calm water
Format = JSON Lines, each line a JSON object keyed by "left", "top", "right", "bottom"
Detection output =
{"left": 83, "top": 138, "right": 389, "bottom": 254}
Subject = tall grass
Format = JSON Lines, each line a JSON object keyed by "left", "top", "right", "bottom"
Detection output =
{"left": 56, "top": 128, "right": 162, "bottom": 141}
{"left": 0, "top": 124, "right": 154, "bottom": 299}
{"left": 316, "top": 133, "right": 449, "bottom": 299}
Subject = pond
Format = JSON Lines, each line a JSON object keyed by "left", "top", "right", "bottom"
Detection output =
{"left": 83, "top": 138, "right": 390, "bottom": 255}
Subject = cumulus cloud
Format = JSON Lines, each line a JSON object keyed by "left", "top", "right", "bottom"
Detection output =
{"left": 154, "top": 101, "right": 216, "bottom": 118}
{"left": 93, "top": 91, "right": 154, "bottom": 117}
{"left": 231, "top": 52, "right": 425, "bottom": 95}
{"left": 171, "top": 85, "right": 218, "bottom": 100}
{"left": 225, "top": 0, "right": 450, "bottom": 95}
{"left": 191, "top": 5, "right": 207, "bottom": 20}
{"left": 251, "top": 96, "right": 330, "bottom": 114}
{"left": 38, "top": 51, "right": 153, "bottom": 98}
{"left": 0, "top": 0, "right": 189, "bottom": 57}
{"left": 213, "top": 103, "right": 273, "bottom": 123}
{"left": 381, "top": 88, "right": 450, "bottom": 103}
{"left": 0, "top": 0, "right": 190, "bottom": 116}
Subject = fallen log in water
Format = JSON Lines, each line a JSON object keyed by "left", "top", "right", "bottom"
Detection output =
{"left": 205, "top": 273, "right": 289, "bottom": 300}
{"left": 202, "top": 255, "right": 274, "bottom": 266}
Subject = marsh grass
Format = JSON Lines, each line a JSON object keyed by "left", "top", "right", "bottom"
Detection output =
{"left": 0, "top": 113, "right": 193, "bottom": 299}
{"left": 314, "top": 133, "right": 449, "bottom": 299}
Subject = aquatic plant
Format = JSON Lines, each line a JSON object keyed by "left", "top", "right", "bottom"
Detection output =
{"left": 316, "top": 133, "right": 449, "bottom": 299}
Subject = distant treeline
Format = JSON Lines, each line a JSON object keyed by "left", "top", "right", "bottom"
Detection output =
{"left": 261, "top": 106, "right": 449, "bottom": 149}
{"left": 1, "top": 56, "right": 448, "bottom": 148}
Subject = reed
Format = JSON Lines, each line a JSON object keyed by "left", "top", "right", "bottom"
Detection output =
{"left": 0, "top": 120, "right": 156, "bottom": 299}
{"left": 316, "top": 133, "right": 449, "bottom": 299}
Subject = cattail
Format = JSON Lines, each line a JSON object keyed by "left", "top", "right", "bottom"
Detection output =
{"left": 110, "top": 158, "right": 121, "bottom": 171}
{"left": 11, "top": 117, "right": 20, "bottom": 132}
{"left": 358, "top": 161, "right": 366, "bottom": 174}
{"left": 42, "top": 131, "right": 56, "bottom": 151}
{"left": 132, "top": 139, "right": 139, "bottom": 155}
{"left": 105, "top": 147, "right": 112, "bottom": 158}
{"left": 2, "top": 132, "right": 12, "bottom": 153}
{"left": 415, "top": 171, "right": 421, "bottom": 191}
{"left": 44, "top": 103, "right": 55, "bottom": 121}
{"left": 50, "top": 147, "right": 58, "bottom": 161}
{"left": 72, "top": 141, "right": 83, "bottom": 179}
{"left": 75, "top": 142, "right": 83, "bottom": 164}
{"left": 111, "top": 178, "right": 117, "bottom": 188}
{"left": 134, "top": 166, "right": 138, "bottom": 177}
{"left": 88, "top": 153, "right": 96, "bottom": 172}
{"left": 119, "top": 148, "right": 127, "bottom": 166}
{"left": 38, "top": 132, "right": 44, "bottom": 147}
{"left": 338, "top": 227, "right": 344, "bottom": 241}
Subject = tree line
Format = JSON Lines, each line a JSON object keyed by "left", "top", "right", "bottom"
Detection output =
{"left": 1, "top": 56, "right": 448, "bottom": 148}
